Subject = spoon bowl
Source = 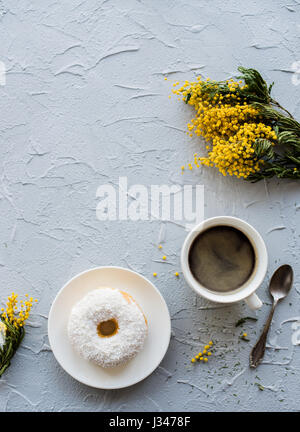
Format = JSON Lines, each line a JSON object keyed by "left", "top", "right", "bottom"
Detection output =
{"left": 269, "top": 264, "right": 293, "bottom": 302}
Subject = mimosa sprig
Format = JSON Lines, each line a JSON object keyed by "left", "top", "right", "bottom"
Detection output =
{"left": 0, "top": 293, "right": 37, "bottom": 377}
{"left": 174, "top": 67, "right": 300, "bottom": 181}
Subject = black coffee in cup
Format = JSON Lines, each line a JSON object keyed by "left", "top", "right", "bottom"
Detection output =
{"left": 188, "top": 225, "right": 255, "bottom": 293}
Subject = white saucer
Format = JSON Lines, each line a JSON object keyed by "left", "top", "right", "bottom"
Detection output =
{"left": 48, "top": 266, "right": 171, "bottom": 389}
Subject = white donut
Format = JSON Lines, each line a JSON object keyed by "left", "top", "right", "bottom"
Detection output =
{"left": 68, "top": 287, "right": 148, "bottom": 368}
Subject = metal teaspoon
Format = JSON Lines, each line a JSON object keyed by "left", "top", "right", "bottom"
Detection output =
{"left": 250, "top": 264, "right": 293, "bottom": 368}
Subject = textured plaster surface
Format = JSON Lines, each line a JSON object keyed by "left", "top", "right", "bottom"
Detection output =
{"left": 0, "top": 0, "right": 300, "bottom": 412}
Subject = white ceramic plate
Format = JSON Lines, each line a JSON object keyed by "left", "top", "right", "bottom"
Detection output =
{"left": 48, "top": 266, "right": 171, "bottom": 389}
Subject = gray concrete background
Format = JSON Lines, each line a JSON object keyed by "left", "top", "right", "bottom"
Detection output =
{"left": 0, "top": 0, "right": 300, "bottom": 412}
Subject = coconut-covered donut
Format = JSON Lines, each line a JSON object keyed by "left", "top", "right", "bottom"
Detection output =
{"left": 68, "top": 287, "right": 147, "bottom": 368}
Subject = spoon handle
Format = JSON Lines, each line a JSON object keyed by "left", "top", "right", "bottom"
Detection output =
{"left": 250, "top": 301, "right": 277, "bottom": 368}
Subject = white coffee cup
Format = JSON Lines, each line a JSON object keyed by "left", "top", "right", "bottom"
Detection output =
{"left": 181, "top": 216, "right": 267, "bottom": 310}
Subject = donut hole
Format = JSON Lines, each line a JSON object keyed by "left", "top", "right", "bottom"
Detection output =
{"left": 97, "top": 318, "right": 118, "bottom": 338}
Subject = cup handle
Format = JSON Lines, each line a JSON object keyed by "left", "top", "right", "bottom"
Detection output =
{"left": 244, "top": 293, "right": 262, "bottom": 311}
